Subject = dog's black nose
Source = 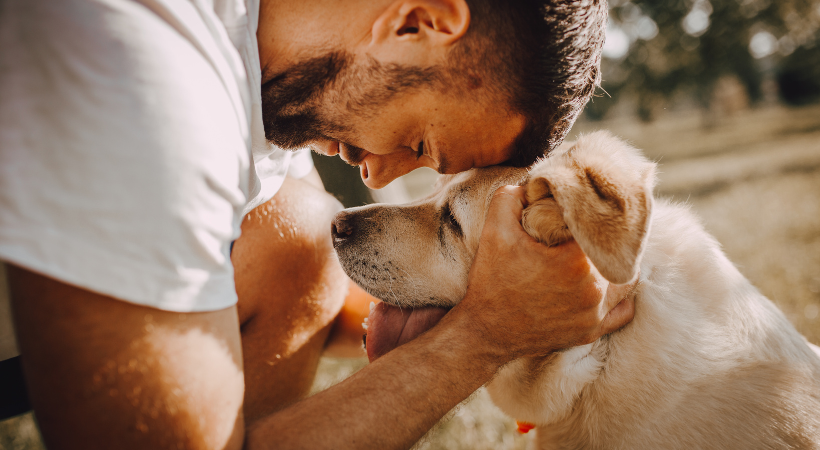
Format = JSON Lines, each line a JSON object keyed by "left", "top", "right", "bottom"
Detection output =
{"left": 331, "top": 211, "right": 355, "bottom": 243}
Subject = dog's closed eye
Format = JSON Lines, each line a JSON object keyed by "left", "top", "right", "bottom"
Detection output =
{"left": 441, "top": 203, "right": 463, "bottom": 238}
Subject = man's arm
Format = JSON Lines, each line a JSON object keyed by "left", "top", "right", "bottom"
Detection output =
{"left": 10, "top": 186, "right": 632, "bottom": 450}
{"left": 9, "top": 265, "right": 246, "bottom": 450}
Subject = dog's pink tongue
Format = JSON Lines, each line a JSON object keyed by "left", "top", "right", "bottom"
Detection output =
{"left": 366, "top": 302, "right": 449, "bottom": 362}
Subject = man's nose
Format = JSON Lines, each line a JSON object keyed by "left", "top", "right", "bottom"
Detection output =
{"left": 359, "top": 153, "right": 426, "bottom": 189}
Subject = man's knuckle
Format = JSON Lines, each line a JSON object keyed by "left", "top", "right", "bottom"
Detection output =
{"left": 580, "top": 313, "right": 600, "bottom": 332}
{"left": 577, "top": 292, "right": 600, "bottom": 310}
{"left": 568, "top": 258, "right": 592, "bottom": 279}
{"left": 581, "top": 332, "right": 597, "bottom": 345}
{"left": 492, "top": 186, "right": 512, "bottom": 200}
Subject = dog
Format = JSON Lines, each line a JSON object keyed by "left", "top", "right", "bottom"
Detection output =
{"left": 331, "top": 131, "right": 820, "bottom": 449}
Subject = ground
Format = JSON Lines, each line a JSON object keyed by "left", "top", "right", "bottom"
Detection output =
{"left": 2, "top": 104, "right": 819, "bottom": 449}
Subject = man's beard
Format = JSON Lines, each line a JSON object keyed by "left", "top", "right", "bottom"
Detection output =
{"left": 260, "top": 51, "right": 351, "bottom": 150}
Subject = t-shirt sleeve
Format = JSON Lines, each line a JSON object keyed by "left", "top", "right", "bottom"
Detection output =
{"left": 286, "top": 148, "right": 316, "bottom": 179}
{"left": 0, "top": 0, "right": 251, "bottom": 312}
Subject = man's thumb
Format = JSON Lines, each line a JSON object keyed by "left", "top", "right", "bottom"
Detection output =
{"left": 485, "top": 185, "right": 527, "bottom": 227}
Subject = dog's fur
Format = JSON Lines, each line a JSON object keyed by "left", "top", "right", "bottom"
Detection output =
{"left": 333, "top": 131, "right": 820, "bottom": 449}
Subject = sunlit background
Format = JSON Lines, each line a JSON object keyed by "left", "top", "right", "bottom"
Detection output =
{"left": 3, "top": 1, "right": 820, "bottom": 448}
{"left": 594, "top": 0, "right": 820, "bottom": 119}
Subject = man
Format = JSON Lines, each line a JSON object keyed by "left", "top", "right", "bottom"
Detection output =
{"left": 0, "top": 0, "right": 632, "bottom": 448}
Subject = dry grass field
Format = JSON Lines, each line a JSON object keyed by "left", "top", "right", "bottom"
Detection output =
{"left": 2, "top": 104, "right": 819, "bottom": 449}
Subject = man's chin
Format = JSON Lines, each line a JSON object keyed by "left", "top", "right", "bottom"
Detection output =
{"left": 263, "top": 121, "right": 320, "bottom": 150}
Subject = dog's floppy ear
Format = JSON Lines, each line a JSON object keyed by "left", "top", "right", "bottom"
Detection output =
{"left": 522, "top": 131, "right": 656, "bottom": 284}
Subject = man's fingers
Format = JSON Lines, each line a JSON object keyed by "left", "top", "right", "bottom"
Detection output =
{"left": 599, "top": 287, "right": 637, "bottom": 336}
{"left": 485, "top": 185, "right": 526, "bottom": 227}
{"left": 481, "top": 184, "right": 635, "bottom": 340}
{"left": 604, "top": 277, "right": 640, "bottom": 311}
{"left": 541, "top": 239, "right": 585, "bottom": 264}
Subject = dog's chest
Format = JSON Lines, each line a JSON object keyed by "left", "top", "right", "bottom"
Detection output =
{"left": 486, "top": 341, "right": 606, "bottom": 426}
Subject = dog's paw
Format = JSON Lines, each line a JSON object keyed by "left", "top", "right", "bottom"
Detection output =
{"left": 522, "top": 131, "right": 656, "bottom": 284}
{"left": 522, "top": 176, "right": 573, "bottom": 247}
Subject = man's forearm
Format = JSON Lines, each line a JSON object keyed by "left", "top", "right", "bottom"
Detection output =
{"left": 245, "top": 301, "right": 504, "bottom": 450}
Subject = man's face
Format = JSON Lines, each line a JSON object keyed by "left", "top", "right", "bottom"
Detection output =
{"left": 261, "top": 52, "right": 526, "bottom": 189}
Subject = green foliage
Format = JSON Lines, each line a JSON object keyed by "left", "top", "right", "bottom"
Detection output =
{"left": 591, "top": 0, "right": 820, "bottom": 120}
{"left": 777, "top": 44, "right": 820, "bottom": 104}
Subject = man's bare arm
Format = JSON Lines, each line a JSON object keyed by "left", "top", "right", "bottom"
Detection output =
{"left": 8, "top": 266, "right": 496, "bottom": 450}
{"left": 9, "top": 266, "right": 246, "bottom": 450}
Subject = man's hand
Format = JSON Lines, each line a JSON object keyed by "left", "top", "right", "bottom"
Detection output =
{"left": 458, "top": 185, "right": 636, "bottom": 361}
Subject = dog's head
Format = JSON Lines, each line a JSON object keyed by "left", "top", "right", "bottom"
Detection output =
{"left": 332, "top": 131, "right": 656, "bottom": 358}
{"left": 333, "top": 165, "right": 528, "bottom": 309}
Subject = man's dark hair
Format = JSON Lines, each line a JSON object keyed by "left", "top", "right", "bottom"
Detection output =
{"left": 448, "top": 0, "right": 608, "bottom": 166}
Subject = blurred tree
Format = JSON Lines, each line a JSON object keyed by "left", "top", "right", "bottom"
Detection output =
{"left": 589, "top": 0, "right": 820, "bottom": 121}
{"left": 777, "top": 44, "right": 820, "bottom": 105}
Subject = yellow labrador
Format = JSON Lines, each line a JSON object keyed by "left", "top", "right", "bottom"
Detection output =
{"left": 332, "top": 131, "right": 820, "bottom": 449}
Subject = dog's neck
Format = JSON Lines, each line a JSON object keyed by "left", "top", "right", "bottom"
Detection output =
{"left": 486, "top": 281, "right": 639, "bottom": 426}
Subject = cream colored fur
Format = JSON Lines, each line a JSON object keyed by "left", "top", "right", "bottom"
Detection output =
{"left": 334, "top": 131, "right": 820, "bottom": 449}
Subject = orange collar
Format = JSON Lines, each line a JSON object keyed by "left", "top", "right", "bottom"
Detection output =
{"left": 516, "top": 421, "right": 536, "bottom": 434}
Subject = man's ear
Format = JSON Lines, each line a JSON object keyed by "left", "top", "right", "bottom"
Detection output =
{"left": 523, "top": 132, "right": 656, "bottom": 285}
{"left": 370, "top": 0, "right": 470, "bottom": 64}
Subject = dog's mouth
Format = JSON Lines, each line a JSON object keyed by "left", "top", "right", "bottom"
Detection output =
{"left": 365, "top": 302, "right": 450, "bottom": 362}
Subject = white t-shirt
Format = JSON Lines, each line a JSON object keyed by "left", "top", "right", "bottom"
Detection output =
{"left": 0, "top": 0, "right": 313, "bottom": 359}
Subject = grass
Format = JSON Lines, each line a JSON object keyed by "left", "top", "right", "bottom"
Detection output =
{"left": 2, "top": 104, "right": 819, "bottom": 449}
